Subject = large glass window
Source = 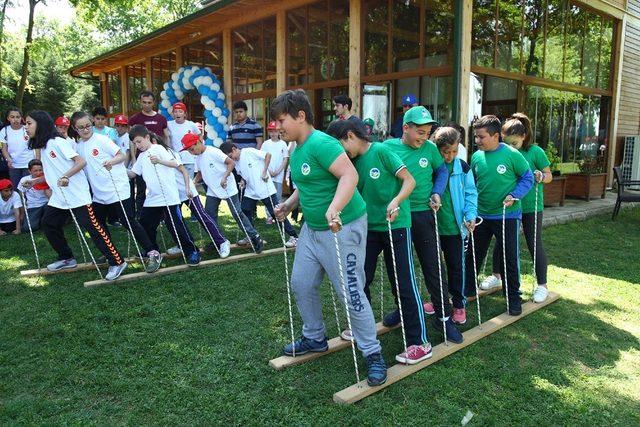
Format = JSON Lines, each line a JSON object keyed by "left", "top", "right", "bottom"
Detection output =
{"left": 126, "top": 62, "right": 146, "bottom": 114}
{"left": 106, "top": 71, "right": 121, "bottom": 115}
{"left": 392, "top": 0, "right": 420, "bottom": 73}
{"left": 496, "top": 0, "right": 522, "bottom": 72}
{"left": 364, "top": 0, "right": 388, "bottom": 76}
{"left": 151, "top": 51, "right": 176, "bottom": 98}
{"left": 472, "top": 0, "right": 496, "bottom": 68}
{"left": 425, "top": 0, "right": 455, "bottom": 67}
{"left": 182, "top": 35, "right": 223, "bottom": 78}
{"left": 233, "top": 16, "right": 276, "bottom": 95}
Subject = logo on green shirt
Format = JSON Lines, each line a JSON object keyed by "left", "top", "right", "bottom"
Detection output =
{"left": 301, "top": 163, "right": 310, "bottom": 175}
{"left": 419, "top": 157, "right": 428, "bottom": 168}
{"left": 496, "top": 164, "right": 507, "bottom": 174}
{"left": 369, "top": 168, "right": 380, "bottom": 179}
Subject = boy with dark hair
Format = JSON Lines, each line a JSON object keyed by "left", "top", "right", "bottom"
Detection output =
{"left": 271, "top": 89, "right": 387, "bottom": 387}
{"left": 92, "top": 106, "right": 118, "bottom": 143}
{"left": 229, "top": 101, "right": 263, "bottom": 150}
{"left": 465, "top": 115, "right": 534, "bottom": 316}
{"left": 0, "top": 178, "right": 22, "bottom": 235}
{"left": 18, "top": 158, "right": 51, "bottom": 231}
{"left": 332, "top": 95, "right": 358, "bottom": 122}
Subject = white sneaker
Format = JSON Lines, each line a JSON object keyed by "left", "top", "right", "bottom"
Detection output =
{"left": 105, "top": 262, "right": 127, "bottom": 281}
{"left": 340, "top": 329, "right": 354, "bottom": 341}
{"left": 166, "top": 246, "right": 182, "bottom": 256}
{"left": 533, "top": 285, "right": 549, "bottom": 303}
{"left": 285, "top": 236, "right": 298, "bottom": 248}
{"left": 237, "top": 237, "right": 249, "bottom": 246}
{"left": 220, "top": 240, "right": 231, "bottom": 258}
{"left": 46, "top": 258, "right": 77, "bottom": 271}
{"left": 480, "top": 275, "right": 502, "bottom": 290}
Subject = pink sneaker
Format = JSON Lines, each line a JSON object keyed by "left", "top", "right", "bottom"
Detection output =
{"left": 395, "top": 343, "right": 433, "bottom": 364}
{"left": 452, "top": 308, "right": 466, "bottom": 324}
{"left": 423, "top": 301, "right": 435, "bottom": 315}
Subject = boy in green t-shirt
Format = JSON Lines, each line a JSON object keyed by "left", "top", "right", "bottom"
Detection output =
{"left": 465, "top": 115, "right": 534, "bottom": 316}
{"left": 326, "top": 119, "right": 432, "bottom": 365}
{"left": 385, "top": 106, "right": 463, "bottom": 343}
{"left": 271, "top": 90, "right": 387, "bottom": 386}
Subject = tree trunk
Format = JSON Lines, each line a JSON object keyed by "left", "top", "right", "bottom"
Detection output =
{"left": 16, "top": 0, "right": 38, "bottom": 110}
{"left": 0, "top": 0, "right": 10, "bottom": 87}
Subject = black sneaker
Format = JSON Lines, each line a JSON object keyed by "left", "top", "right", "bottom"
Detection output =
{"left": 365, "top": 352, "right": 388, "bottom": 386}
{"left": 509, "top": 306, "right": 523, "bottom": 316}
{"left": 187, "top": 250, "right": 201, "bottom": 266}
{"left": 382, "top": 309, "right": 400, "bottom": 327}
{"left": 432, "top": 317, "right": 464, "bottom": 344}
{"left": 252, "top": 235, "right": 264, "bottom": 254}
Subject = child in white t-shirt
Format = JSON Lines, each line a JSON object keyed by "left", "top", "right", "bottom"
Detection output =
{"left": 92, "top": 106, "right": 118, "bottom": 143}
{"left": 127, "top": 124, "right": 200, "bottom": 266}
{"left": 17, "top": 158, "right": 50, "bottom": 231}
{"left": 261, "top": 121, "right": 290, "bottom": 224}
{"left": 113, "top": 114, "right": 132, "bottom": 166}
{"left": 1, "top": 107, "right": 35, "bottom": 188}
{"left": 220, "top": 142, "right": 298, "bottom": 247}
{"left": 0, "top": 178, "right": 22, "bottom": 235}
{"left": 54, "top": 116, "right": 77, "bottom": 149}
{"left": 167, "top": 102, "right": 200, "bottom": 178}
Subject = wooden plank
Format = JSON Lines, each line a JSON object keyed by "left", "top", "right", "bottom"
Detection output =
{"left": 333, "top": 292, "right": 561, "bottom": 404}
{"left": 84, "top": 246, "right": 293, "bottom": 288}
{"left": 268, "top": 286, "right": 502, "bottom": 370}
{"left": 348, "top": 0, "right": 362, "bottom": 117}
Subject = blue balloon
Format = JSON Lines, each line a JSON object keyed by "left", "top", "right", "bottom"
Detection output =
{"left": 215, "top": 99, "right": 225, "bottom": 108}
{"left": 214, "top": 122, "right": 223, "bottom": 132}
{"left": 219, "top": 132, "right": 227, "bottom": 141}
{"left": 189, "top": 75, "right": 196, "bottom": 86}
{"left": 205, "top": 138, "right": 214, "bottom": 146}
{"left": 197, "top": 85, "right": 208, "bottom": 95}
{"left": 166, "top": 87, "right": 175, "bottom": 97}
{"left": 222, "top": 108, "right": 230, "bottom": 116}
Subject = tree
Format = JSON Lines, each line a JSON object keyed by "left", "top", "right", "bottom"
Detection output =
{"left": 0, "top": 0, "right": 14, "bottom": 90}
{"left": 16, "top": 0, "right": 44, "bottom": 110}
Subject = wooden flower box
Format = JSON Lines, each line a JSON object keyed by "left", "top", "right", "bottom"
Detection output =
{"left": 565, "top": 172, "right": 607, "bottom": 201}
{"left": 543, "top": 176, "right": 567, "bottom": 207}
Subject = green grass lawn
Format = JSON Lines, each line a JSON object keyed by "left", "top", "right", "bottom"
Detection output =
{"left": 1, "top": 203, "right": 639, "bottom": 425}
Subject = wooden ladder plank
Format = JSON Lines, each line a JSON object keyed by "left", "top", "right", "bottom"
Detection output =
{"left": 268, "top": 287, "right": 502, "bottom": 370}
{"left": 332, "top": 292, "right": 560, "bottom": 404}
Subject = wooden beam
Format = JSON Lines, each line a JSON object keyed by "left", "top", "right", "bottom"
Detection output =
{"left": 145, "top": 57, "right": 153, "bottom": 90}
{"left": 223, "top": 28, "right": 233, "bottom": 112}
{"left": 458, "top": 0, "right": 473, "bottom": 127}
{"left": 333, "top": 292, "right": 561, "bottom": 404}
{"left": 348, "top": 0, "right": 362, "bottom": 117}
{"left": 84, "top": 247, "right": 293, "bottom": 288}
{"left": 119, "top": 66, "right": 129, "bottom": 115}
{"left": 100, "top": 72, "right": 109, "bottom": 110}
{"left": 268, "top": 286, "right": 502, "bottom": 370}
{"left": 276, "top": 10, "right": 286, "bottom": 94}
{"left": 607, "top": 16, "right": 627, "bottom": 186}
{"left": 175, "top": 46, "right": 184, "bottom": 69}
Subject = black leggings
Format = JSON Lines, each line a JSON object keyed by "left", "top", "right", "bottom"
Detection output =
{"left": 492, "top": 211, "right": 548, "bottom": 285}
{"left": 92, "top": 197, "right": 155, "bottom": 255}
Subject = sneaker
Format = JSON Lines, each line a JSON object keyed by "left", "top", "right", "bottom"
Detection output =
{"left": 237, "top": 237, "right": 250, "bottom": 246}
{"left": 108, "top": 221, "right": 122, "bottom": 227}
{"left": 285, "top": 236, "right": 298, "bottom": 248}
{"left": 423, "top": 301, "right": 435, "bottom": 315}
{"left": 365, "top": 353, "right": 387, "bottom": 386}
{"left": 283, "top": 336, "right": 329, "bottom": 356}
{"left": 188, "top": 251, "right": 201, "bottom": 266}
{"left": 480, "top": 275, "right": 502, "bottom": 290}
{"left": 340, "top": 329, "right": 354, "bottom": 341}
{"left": 382, "top": 309, "right": 400, "bottom": 327}
{"left": 508, "top": 302, "right": 523, "bottom": 316}
{"left": 252, "top": 236, "right": 264, "bottom": 254}
{"left": 96, "top": 255, "right": 107, "bottom": 265}
{"left": 432, "top": 317, "right": 464, "bottom": 344}
{"left": 46, "top": 258, "right": 77, "bottom": 271}
{"left": 266, "top": 217, "right": 274, "bottom": 225}
{"left": 452, "top": 308, "right": 467, "bottom": 325}
{"left": 105, "top": 262, "right": 127, "bottom": 281}
{"left": 533, "top": 285, "right": 548, "bottom": 303}
{"left": 219, "top": 240, "right": 231, "bottom": 258}
{"left": 145, "top": 253, "right": 162, "bottom": 273}
{"left": 395, "top": 343, "right": 433, "bottom": 365}
{"left": 166, "top": 246, "right": 182, "bottom": 256}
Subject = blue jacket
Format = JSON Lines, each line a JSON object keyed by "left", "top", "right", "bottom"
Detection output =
{"left": 448, "top": 158, "right": 478, "bottom": 239}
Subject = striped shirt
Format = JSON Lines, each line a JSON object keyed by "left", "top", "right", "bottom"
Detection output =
{"left": 229, "top": 118, "right": 263, "bottom": 149}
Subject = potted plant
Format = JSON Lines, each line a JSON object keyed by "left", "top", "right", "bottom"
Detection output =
{"left": 543, "top": 145, "right": 567, "bottom": 207}
{"left": 565, "top": 148, "right": 607, "bottom": 201}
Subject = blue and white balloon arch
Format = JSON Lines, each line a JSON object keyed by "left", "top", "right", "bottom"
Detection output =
{"left": 158, "top": 65, "right": 230, "bottom": 147}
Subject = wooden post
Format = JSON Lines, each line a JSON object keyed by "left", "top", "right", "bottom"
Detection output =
{"left": 145, "top": 57, "right": 153, "bottom": 91}
{"left": 100, "top": 72, "right": 109, "bottom": 110}
{"left": 120, "top": 66, "right": 129, "bottom": 115}
{"left": 276, "top": 10, "right": 287, "bottom": 95}
{"left": 456, "top": 0, "right": 473, "bottom": 127}
{"left": 607, "top": 16, "right": 626, "bottom": 187}
{"left": 348, "top": 0, "right": 362, "bottom": 117}
{"left": 175, "top": 47, "right": 184, "bottom": 69}
{"left": 223, "top": 28, "right": 233, "bottom": 112}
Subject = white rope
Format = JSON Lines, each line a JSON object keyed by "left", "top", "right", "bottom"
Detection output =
{"left": 379, "top": 255, "right": 385, "bottom": 322}
{"left": 502, "top": 202, "right": 513, "bottom": 314}
{"left": 58, "top": 185, "right": 103, "bottom": 279}
{"left": 469, "top": 217, "right": 484, "bottom": 328}
{"left": 432, "top": 207, "right": 448, "bottom": 344}
{"left": 333, "top": 230, "right": 360, "bottom": 384}
{"left": 75, "top": 221, "right": 88, "bottom": 264}
{"left": 532, "top": 181, "right": 540, "bottom": 296}
{"left": 158, "top": 221, "right": 169, "bottom": 253}
{"left": 126, "top": 232, "right": 131, "bottom": 258}
{"left": 188, "top": 197, "right": 222, "bottom": 257}
{"left": 330, "top": 282, "right": 342, "bottom": 334}
{"left": 224, "top": 188, "right": 256, "bottom": 253}
{"left": 153, "top": 164, "right": 188, "bottom": 265}
{"left": 387, "top": 217, "right": 408, "bottom": 358}
{"left": 107, "top": 169, "right": 146, "bottom": 269}
{"left": 17, "top": 190, "right": 41, "bottom": 272}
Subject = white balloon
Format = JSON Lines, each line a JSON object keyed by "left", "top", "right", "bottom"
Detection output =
{"left": 224, "top": 124, "right": 230, "bottom": 132}
{"left": 171, "top": 72, "right": 179, "bottom": 82}
{"left": 161, "top": 99, "right": 171, "bottom": 108}
{"left": 211, "top": 83, "right": 220, "bottom": 92}
{"left": 205, "top": 101, "right": 215, "bottom": 111}
{"left": 184, "top": 69, "right": 193, "bottom": 78}
{"left": 160, "top": 91, "right": 168, "bottom": 100}
{"left": 205, "top": 67, "right": 212, "bottom": 74}
{"left": 176, "top": 90, "right": 185, "bottom": 99}
{"left": 200, "top": 95, "right": 211, "bottom": 105}
{"left": 212, "top": 107, "right": 221, "bottom": 117}
{"left": 167, "top": 106, "right": 173, "bottom": 115}
{"left": 191, "top": 65, "right": 198, "bottom": 73}
{"left": 202, "top": 76, "right": 213, "bottom": 86}
{"left": 172, "top": 82, "right": 180, "bottom": 91}
{"left": 178, "top": 66, "right": 186, "bottom": 73}
{"left": 207, "top": 130, "right": 218, "bottom": 140}
{"left": 217, "top": 92, "right": 225, "bottom": 100}
{"left": 205, "top": 125, "right": 214, "bottom": 134}
{"left": 213, "top": 137, "right": 223, "bottom": 147}
{"left": 217, "top": 116, "right": 227, "bottom": 125}
{"left": 163, "top": 82, "right": 170, "bottom": 90}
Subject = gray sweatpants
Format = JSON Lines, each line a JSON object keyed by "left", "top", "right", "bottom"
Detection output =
{"left": 290, "top": 214, "right": 381, "bottom": 357}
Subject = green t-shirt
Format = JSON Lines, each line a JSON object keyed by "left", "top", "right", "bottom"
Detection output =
{"left": 289, "top": 130, "right": 367, "bottom": 230}
{"left": 354, "top": 143, "right": 411, "bottom": 232}
{"left": 384, "top": 138, "right": 444, "bottom": 212}
{"left": 471, "top": 143, "right": 531, "bottom": 217}
{"left": 519, "top": 145, "right": 550, "bottom": 213}
{"left": 437, "top": 161, "right": 459, "bottom": 235}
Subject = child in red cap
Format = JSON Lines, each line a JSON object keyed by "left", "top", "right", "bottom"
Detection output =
{"left": 168, "top": 102, "right": 200, "bottom": 179}
{"left": 113, "top": 114, "right": 132, "bottom": 165}
{"left": 0, "top": 178, "right": 22, "bottom": 235}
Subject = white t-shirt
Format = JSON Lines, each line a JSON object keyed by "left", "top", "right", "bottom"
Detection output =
{"left": 261, "top": 138, "right": 289, "bottom": 183}
{"left": 41, "top": 137, "right": 92, "bottom": 209}
{"left": 18, "top": 175, "right": 49, "bottom": 209}
{"left": 116, "top": 133, "right": 130, "bottom": 153}
{"left": 194, "top": 146, "right": 238, "bottom": 199}
{"left": 131, "top": 144, "right": 181, "bottom": 207}
{"left": 76, "top": 133, "right": 130, "bottom": 205}
{"left": 65, "top": 136, "right": 78, "bottom": 151}
{"left": 166, "top": 148, "right": 198, "bottom": 202}
{"left": 0, "top": 191, "right": 22, "bottom": 223}
{"left": 236, "top": 148, "right": 276, "bottom": 200}
{"left": 167, "top": 120, "right": 200, "bottom": 165}
{"left": 456, "top": 143, "right": 468, "bottom": 162}
{"left": 1, "top": 126, "right": 34, "bottom": 168}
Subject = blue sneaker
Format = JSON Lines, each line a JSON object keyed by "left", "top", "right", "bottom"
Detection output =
{"left": 188, "top": 251, "right": 201, "bottom": 266}
{"left": 365, "top": 352, "right": 387, "bottom": 386}
{"left": 382, "top": 309, "right": 400, "bottom": 327}
{"left": 283, "top": 336, "right": 328, "bottom": 356}
{"left": 432, "top": 317, "right": 464, "bottom": 344}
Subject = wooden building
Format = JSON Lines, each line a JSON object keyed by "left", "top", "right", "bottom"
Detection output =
{"left": 70, "top": 0, "right": 640, "bottom": 185}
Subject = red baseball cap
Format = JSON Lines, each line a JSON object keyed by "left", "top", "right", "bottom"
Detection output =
{"left": 181, "top": 132, "right": 200, "bottom": 151}
{"left": 114, "top": 114, "right": 128, "bottom": 125}
{"left": 173, "top": 102, "right": 188, "bottom": 112}
{"left": 55, "top": 116, "right": 70, "bottom": 127}
{"left": 0, "top": 178, "right": 12, "bottom": 190}
{"left": 267, "top": 120, "right": 277, "bottom": 131}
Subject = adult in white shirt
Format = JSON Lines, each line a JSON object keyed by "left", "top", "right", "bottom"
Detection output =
{"left": 17, "top": 158, "right": 51, "bottom": 231}
{"left": 26, "top": 110, "right": 127, "bottom": 279}
{"left": 1, "top": 107, "right": 35, "bottom": 188}
{"left": 0, "top": 178, "right": 22, "bottom": 235}
{"left": 73, "top": 112, "right": 162, "bottom": 273}
{"left": 167, "top": 102, "right": 200, "bottom": 178}
{"left": 261, "top": 121, "right": 290, "bottom": 218}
